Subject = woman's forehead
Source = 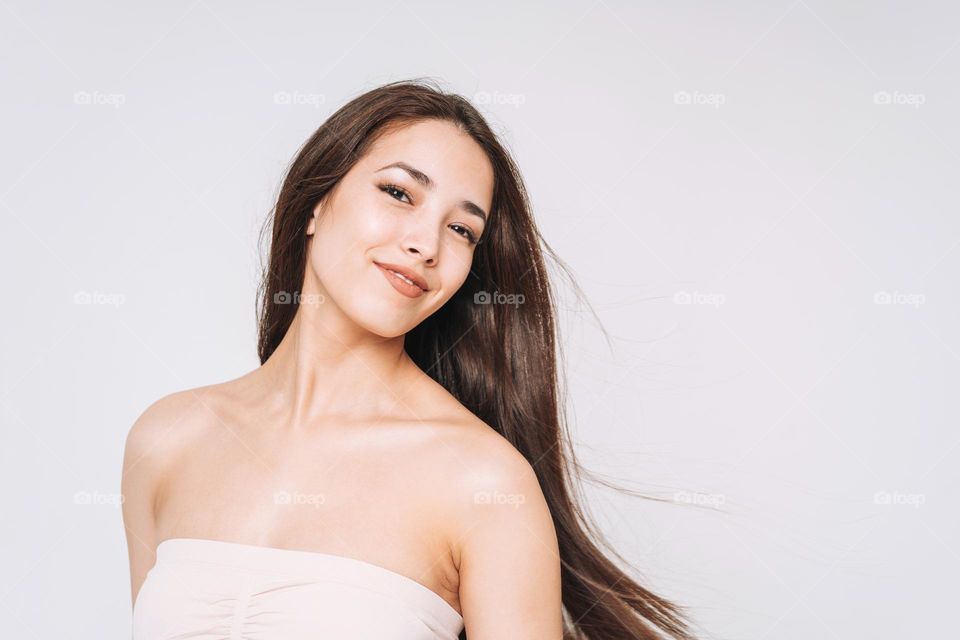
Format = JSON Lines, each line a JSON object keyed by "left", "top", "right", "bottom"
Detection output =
{"left": 361, "top": 122, "right": 494, "bottom": 203}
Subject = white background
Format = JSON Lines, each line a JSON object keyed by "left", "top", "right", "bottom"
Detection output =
{"left": 1, "top": 1, "right": 957, "bottom": 638}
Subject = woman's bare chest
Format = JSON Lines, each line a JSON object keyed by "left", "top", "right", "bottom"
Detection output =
{"left": 153, "top": 424, "right": 461, "bottom": 610}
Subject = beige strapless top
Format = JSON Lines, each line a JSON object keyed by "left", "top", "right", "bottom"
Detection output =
{"left": 132, "top": 537, "right": 464, "bottom": 639}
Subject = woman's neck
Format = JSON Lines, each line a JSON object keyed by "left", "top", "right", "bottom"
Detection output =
{"left": 255, "top": 308, "right": 423, "bottom": 430}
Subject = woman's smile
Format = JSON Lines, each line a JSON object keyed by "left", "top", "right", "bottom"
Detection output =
{"left": 375, "top": 261, "right": 428, "bottom": 298}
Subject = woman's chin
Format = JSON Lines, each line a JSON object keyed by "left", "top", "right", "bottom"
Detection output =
{"left": 350, "top": 307, "right": 421, "bottom": 339}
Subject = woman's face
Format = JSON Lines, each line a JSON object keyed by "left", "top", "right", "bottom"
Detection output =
{"left": 304, "top": 119, "right": 494, "bottom": 339}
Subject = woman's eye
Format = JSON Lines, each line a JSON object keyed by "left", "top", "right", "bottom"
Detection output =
{"left": 451, "top": 224, "right": 478, "bottom": 245}
{"left": 378, "top": 183, "right": 479, "bottom": 245}
{"left": 379, "top": 184, "right": 411, "bottom": 204}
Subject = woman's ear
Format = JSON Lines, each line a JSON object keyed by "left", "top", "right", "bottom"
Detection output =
{"left": 306, "top": 200, "right": 324, "bottom": 236}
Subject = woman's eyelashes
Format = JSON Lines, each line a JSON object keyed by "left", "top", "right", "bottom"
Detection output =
{"left": 377, "top": 183, "right": 480, "bottom": 245}
{"left": 379, "top": 183, "right": 411, "bottom": 204}
{"left": 450, "top": 224, "right": 478, "bottom": 244}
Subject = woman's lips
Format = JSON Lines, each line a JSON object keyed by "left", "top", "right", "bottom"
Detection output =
{"left": 375, "top": 263, "right": 426, "bottom": 298}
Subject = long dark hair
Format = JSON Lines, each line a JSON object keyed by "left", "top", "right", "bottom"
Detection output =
{"left": 256, "top": 78, "right": 697, "bottom": 640}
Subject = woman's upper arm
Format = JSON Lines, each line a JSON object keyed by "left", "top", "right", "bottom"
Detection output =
{"left": 452, "top": 440, "right": 564, "bottom": 639}
{"left": 120, "top": 392, "right": 193, "bottom": 608}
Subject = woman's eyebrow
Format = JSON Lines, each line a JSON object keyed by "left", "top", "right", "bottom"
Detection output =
{"left": 376, "top": 161, "right": 488, "bottom": 223}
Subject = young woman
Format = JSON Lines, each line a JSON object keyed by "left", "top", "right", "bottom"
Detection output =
{"left": 122, "top": 79, "right": 696, "bottom": 640}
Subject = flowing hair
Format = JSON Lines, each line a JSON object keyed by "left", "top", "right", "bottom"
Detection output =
{"left": 256, "top": 78, "right": 697, "bottom": 640}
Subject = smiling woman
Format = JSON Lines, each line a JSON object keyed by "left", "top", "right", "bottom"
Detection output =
{"left": 297, "top": 116, "right": 494, "bottom": 336}
{"left": 121, "top": 78, "right": 697, "bottom": 640}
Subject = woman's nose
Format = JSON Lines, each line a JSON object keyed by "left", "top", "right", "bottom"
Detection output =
{"left": 401, "top": 218, "right": 440, "bottom": 265}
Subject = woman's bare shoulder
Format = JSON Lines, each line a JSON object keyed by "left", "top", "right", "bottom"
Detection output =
{"left": 428, "top": 414, "right": 544, "bottom": 493}
{"left": 123, "top": 381, "right": 237, "bottom": 469}
{"left": 121, "top": 383, "right": 237, "bottom": 588}
{"left": 419, "top": 409, "right": 556, "bottom": 574}
{"left": 415, "top": 397, "right": 548, "bottom": 510}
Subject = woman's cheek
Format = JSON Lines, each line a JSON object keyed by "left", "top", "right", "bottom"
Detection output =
{"left": 355, "top": 200, "right": 400, "bottom": 244}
